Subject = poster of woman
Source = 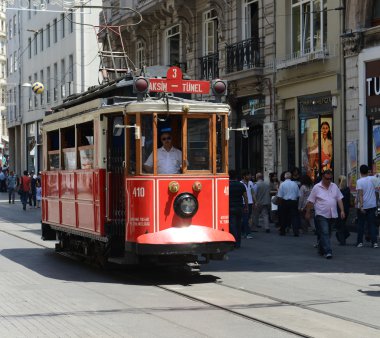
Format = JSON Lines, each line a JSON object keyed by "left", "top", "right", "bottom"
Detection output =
{"left": 301, "top": 117, "right": 333, "bottom": 181}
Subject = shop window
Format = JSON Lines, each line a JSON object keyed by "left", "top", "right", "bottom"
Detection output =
{"left": 47, "top": 130, "right": 60, "bottom": 170}
{"left": 300, "top": 116, "right": 333, "bottom": 181}
{"left": 77, "top": 122, "right": 94, "bottom": 169}
{"left": 61, "top": 126, "right": 76, "bottom": 170}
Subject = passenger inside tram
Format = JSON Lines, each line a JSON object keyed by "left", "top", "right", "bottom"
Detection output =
{"left": 143, "top": 128, "right": 183, "bottom": 174}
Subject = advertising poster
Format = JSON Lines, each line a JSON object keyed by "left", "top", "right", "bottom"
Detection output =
{"left": 347, "top": 141, "right": 358, "bottom": 192}
{"left": 301, "top": 117, "right": 333, "bottom": 181}
{"left": 372, "top": 125, "right": 380, "bottom": 174}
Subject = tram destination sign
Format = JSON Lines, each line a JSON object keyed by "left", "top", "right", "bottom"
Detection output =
{"left": 149, "top": 67, "right": 210, "bottom": 94}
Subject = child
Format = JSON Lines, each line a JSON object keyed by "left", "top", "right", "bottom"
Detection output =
{"left": 36, "top": 181, "right": 42, "bottom": 208}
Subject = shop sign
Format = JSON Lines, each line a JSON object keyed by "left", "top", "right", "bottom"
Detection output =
{"left": 366, "top": 60, "right": 380, "bottom": 114}
{"left": 242, "top": 97, "right": 265, "bottom": 116}
{"left": 298, "top": 93, "right": 332, "bottom": 114}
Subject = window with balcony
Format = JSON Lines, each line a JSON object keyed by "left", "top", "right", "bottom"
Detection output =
{"left": 243, "top": 0, "right": 259, "bottom": 39}
{"left": 165, "top": 25, "right": 180, "bottom": 66}
{"left": 292, "top": 0, "right": 327, "bottom": 55}
{"left": 203, "top": 9, "right": 218, "bottom": 55}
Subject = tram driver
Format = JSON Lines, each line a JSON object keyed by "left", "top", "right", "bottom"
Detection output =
{"left": 143, "top": 129, "right": 182, "bottom": 174}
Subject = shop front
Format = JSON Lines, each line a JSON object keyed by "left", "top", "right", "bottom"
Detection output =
{"left": 298, "top": 92, "right": 333, "bottom": 181}
{"left": 239, "top": 95, "right": 266, "bottom": 174}
{"left": 366, "top": 59, "right": 380, "bottom": 174}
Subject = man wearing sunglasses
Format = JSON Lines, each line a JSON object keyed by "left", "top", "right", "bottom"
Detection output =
{"left": 144, "top": 131, "right": 182, "bottom": 174}
{"left": 305, "top": 169, "right": 345, "bottom": 259}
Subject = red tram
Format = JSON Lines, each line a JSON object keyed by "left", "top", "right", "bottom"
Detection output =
{"left": 41, "top": 67, "right": 234, "bottom": 270}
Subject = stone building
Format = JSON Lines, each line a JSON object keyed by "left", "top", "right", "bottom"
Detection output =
{"left": 100, "top": 0, "right": 276, "bottom": 176}
{"left": 6, "top": 2, "right": 101, "bottom": 175}
{"left": 274, "top": 0, "right": 345, "bottom": 181}
{"left": 343, "top": 0, "right": 380, "bottom": 187}
{"left": 0, "top": 2, "right": 7, "bottom": 164}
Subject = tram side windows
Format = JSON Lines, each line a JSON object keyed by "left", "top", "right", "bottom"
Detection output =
{"left": 187, "top": 118, "right": 210, "bottom": 171}
{"left": 77, "top": 122, "right": 94, "bottom": 170}
{"left": 61, "top": 126, "right": 76, "bottom": 170}
{"left": 47, "top": 130, "right": 60, "bottom": 170}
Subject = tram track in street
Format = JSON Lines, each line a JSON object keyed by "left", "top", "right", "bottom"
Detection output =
{"left": 1, "top": 224, "right": 380, "bottom": 337}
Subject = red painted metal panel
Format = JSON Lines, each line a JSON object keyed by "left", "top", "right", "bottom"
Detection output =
{"left": 157, "top": 178, "right": 214, "bottom": 231}
{"left": 216, "top": 177, "right": 230, "bottom": 232}
{"left": 77, "top": 202, "right": 96, "bottom": 231}
{"left": 61, "top": 200, "right": 76, "bottom": 227}
{"left": 47, "top": 200, "right": 60, "bottom": 224}
{"left": 45, "top": 172, "right": 59, "bottom": 197}
{"left": 126, "top": 178, "right": 155, "bottom": 241}
{"left": 76, "top": 171, "right": 94, "bottom": 200}
{"left": 60, "top": 172, "right": 75, "bottom": 199}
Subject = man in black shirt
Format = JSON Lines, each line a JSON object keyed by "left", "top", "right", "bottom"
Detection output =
{"left": 229, "top": 170, "right": 248, "bottom": 248}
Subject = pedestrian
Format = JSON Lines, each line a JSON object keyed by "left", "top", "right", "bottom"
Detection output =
{"left": 291, "top": 167, "right": 301, "bottom": 187}
{"left": 269, "top": 172, "right": 279, "bottom": 224}
{"left": 19, "top": 170, "right": 31, "bottom": 211}
{"left": 29, "top": 172, "right": 37, "bottom": 208}
{"left": 240, "top": 169, "right": 255, "bottom": 239}
{"left": 252, "top": 172, "right": 271, "bottom": 233}
{"left": 229, "top": 169, "right": 248, "bottom": 248}
{"left": 335, "top": 175, "right": 351, "bottom": 245}
{"left": 356, "top": 165, "right": 379, "bottom": 248}
{"left": 36, "top": 180, "right": 42, "bottom": 208}
{"left": 305, "top": 169, "right": 345, "bottom": 259}
{"left": 298, "top": 174, "right": 314, "bottom": 233}
{"left": 277, "top": 171, "right": 300, "bottom": 236}
{"left": 6, "top": 170, "right": 17, "bottom": 204}
{"left": 0, "top": 169, "right": 5, "bottom": 192}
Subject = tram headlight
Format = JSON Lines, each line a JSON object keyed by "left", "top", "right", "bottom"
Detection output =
{"left": 173, "top": 193, "right": 198, "bottom": 218}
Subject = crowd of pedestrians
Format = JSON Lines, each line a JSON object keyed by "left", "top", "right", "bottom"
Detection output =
{"left": 229, "top": 165, "right": 380, "bottom": 259}
{"left": 0, "top": 168, "right": 42, "bottom": 211}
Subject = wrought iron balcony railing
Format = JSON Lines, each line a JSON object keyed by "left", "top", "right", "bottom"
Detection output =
{"left": 226, "top": 37, "right": 262, "bottom": 73}
{"left": 199, "top": 52, "right": 219, "bottom": 80}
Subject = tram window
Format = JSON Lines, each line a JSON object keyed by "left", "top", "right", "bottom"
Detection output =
{"left": 47, "top": 130, "right": 60, "bottom": 170}
{"left": 187, "top": 118, "right": 210, "bottom": 171}
{"left": 61, "top": 126, "right": 76, "bottom": 170}
{"left": 141, "top": 114, "right": 153, "bottom": 175}
{"left": 127, "top": 115, "right": 136, "bottom": 174}
{"left": 77, "top": 122, "right": 94, "bottom": 169}
{"left": 216, "top": 115, "right": 226, "bottom": 173}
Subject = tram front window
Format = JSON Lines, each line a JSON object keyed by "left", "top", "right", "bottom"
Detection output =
{"left": 187, "top": 119, "right": 210, "bottom": 171}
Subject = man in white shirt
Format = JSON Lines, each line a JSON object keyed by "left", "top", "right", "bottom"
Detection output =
{"left": 277, "top": 171, "right": 300, "bottom": 236}
{"left": 240, "top": 170, "right": 255, "bottom": 239}
{"left": 144, "top": 132, "right": 182, "bottom": 174}
{"left": 356, "top": 164, "right": 379, "bottom": 248}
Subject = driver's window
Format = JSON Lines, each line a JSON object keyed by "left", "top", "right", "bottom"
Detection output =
{"left": 187, "top": 118, "right": 210, "bottom": 171}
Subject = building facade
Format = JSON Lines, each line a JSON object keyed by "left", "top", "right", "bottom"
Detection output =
{"left": 343, "top": 0, "right": 380, "bottom": 188}
{"left": 100, "top": 0, "right": 275, "bottom": 177}
{"left": 275, "top": 0, "right": 345, "bottom": 181}
{"left": 0, "top": 1, "right": 7, "bottom": 164}
{"left": 6, "top": 1, "right": 101, "bottom": 175}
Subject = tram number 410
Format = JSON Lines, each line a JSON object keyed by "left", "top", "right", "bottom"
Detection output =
{"left": 133, "top": 187, "right": 145, "bottom": 198}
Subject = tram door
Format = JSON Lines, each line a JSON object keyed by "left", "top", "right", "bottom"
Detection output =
{"left": 107, "top": 115, "right": 125, "bottom": 254}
